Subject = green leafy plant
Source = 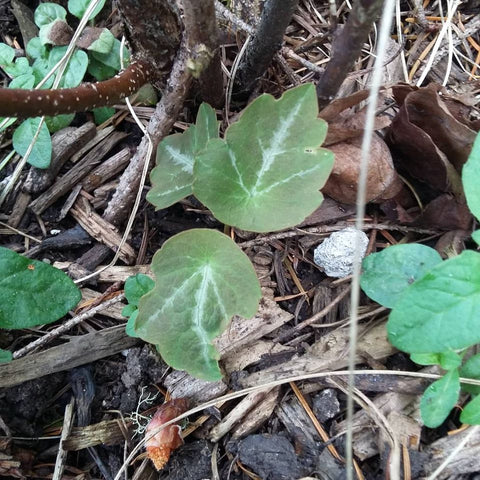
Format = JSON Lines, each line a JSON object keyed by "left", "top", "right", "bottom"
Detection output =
{"left": 127, "top": 83, "right": 334, "bottom": 380}
{"left": 0, "top": 246, "right": 81, "bottom": 362}
{"left": 0, "top": 1, "right": 127, "bottom": 168}
{"left": 361, "top": 131, "right": 480, "bottom": 427}
{"left": 122, "top": 273, "right": 155, "bottom": 337}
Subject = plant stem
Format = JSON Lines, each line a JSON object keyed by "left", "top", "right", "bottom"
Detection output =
{"left": 234, "top": 0, "right": 300, "bottom": 96}
{"left": 316, "top": 0, "right": 385, "bottom": 109}
{"left": 0, "top": 61, "right": 153, "bottom": 118}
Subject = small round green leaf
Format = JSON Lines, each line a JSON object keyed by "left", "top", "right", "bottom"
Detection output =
{"left": 0, "top": 348, "right": 12, "bottom": 364}
{"left": 148, "top": 103, "right": 219, "bottom": 209}
{"left": 45, "top": 113, "right": 75, "bottom": 133}
{"left": 34, "top": 3, "right": 67, "bottom": 28}
{"left": 361, "top": 244, "right": 443, "bottom": 308}
{"left": 410, "top": 353, "right": 441, "bottom": 366}
{"left": 421, "top": 369, "right": 460, "bottom": 428}
{"left": 388, "top": 250, "right": 480, "bottom": 353}
{"left": 134, "top": 229, "right": 262, "bottom": 381}
{"left": 463, "top": 132, "right": 480, "bottom": 222}
{"left": 13, "top": 118, "right": 52, "bottom": 168}
{"left": 193, "top": 84, "right": 334, "bottom": 232}
{"left": 87, "top": 28, "right": 114, "bottom": 54}
{"left": 68, "top": 0, "right": 106, "bottom": 20}
{"left": 0, "top": 247, "right": 81, "bottom": 329}
{"left": 3, "top": 57, "right": 33, "bottom": 78}
{"left": 91, "top": 38, "right": 129, "bottom": 71}
{"left": 26, "top": 37, "right": 48, "bottom": 60}
{"left": 0, "top": 43, "right": 15, "bottom": 66}
{"left": 48, "top": 47, "right": 88, "bottom": 88}
{"left": 460, "top": 394, "right": 480, "bottom": 425}
{"left": 32, "top": 57, "right": 54, "bottom": 88}
{"left": 9, "top": 73, "right": 35, "bottom": 89}
{"left": 124, "top": 274, "right": 155, "bottom": 307}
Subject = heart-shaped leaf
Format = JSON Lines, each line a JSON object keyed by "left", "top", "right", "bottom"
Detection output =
{"left": 387, "top": 250, "right": 480, "bottom": 353}
{"left": 361, "top": 244, "right": 443, "bottom": 308}
{"left": 193, "top": 84, "right": 334, "bottom": 232}
{"left": 420, "top": 369, "right": 460, "bottom": 428}
{"left": 147, "top": 103, "right": 219, "bottom": 210}
{"left": 13, "top": 118, "right": 52, "bottom": 168}
{"left": 134, "top": 229, "right": 261, "bottom": 380}
{"left": 0, "top": 247, "right": 81, "bottom": 329}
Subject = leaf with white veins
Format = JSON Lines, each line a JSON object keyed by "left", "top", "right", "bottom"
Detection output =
{"left": 147, "top": 103, "right": 219, "bottom": 210}
{"left": 193, "top": 84, "right": 334, "bottom": 232}
{"left": 134, "top": 229, "right": 261, "bottom": 381}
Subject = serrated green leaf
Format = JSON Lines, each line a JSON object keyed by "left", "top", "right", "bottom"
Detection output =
{"left": 147, "top": 103, "right": 219, "bottom": 209}
{"left": 45, "top": 113, "right": 74, "bottom": 133}
{"left": 463, "top": 132, "right": 480, "bottom": 222}
{"left": 0, "top": 348, "right": 12, "bottom": 363}
{"left": 460, "top": 353, "right": 480, "bottom": 395}
{"left": 48, "top": 47, "right": 88, "bottom": 88}
{"left": 68, "top": 0, "right": 106, "bottom": 20}
{"left": 92, "top": 106, "right": 115, "bottom": 124}
{"left": 134, "top": 229, "right": 262, "bottom": 381}
{"left": 4, "top": 57, "right": 33, "bottom": 78}
{"left": 0, "top": 43, "right": 15, "bottom": 65}
{"left": 460, "top": 394, "right": 480, "bottom": 424}
{"left": 421, "top": 369, "right": 460, "bottom": 428}
{"left": 26, "top": 37, "right": 48, "bottom": 60}
{"left": 411, "top": 352, "right": 442, "bottom": 366}
{"left": 473, "top": 230, "right": 480, "bottom": 246}
{"left": 87, "top": 28, "right": 114, "bottom": 54}
{"left": 388, "top": 250, "right": 480, "bottom": 353}
{"left": 361, "top": 244, "right": 442, "bottom": 308}
{"left": 0, "top": 247, "right": 81, "bottom": 328}
{"left": 9, "top": 73, "right": 35, "bottom": 89}
{"left": 34, "top": 3, "right": 67, "bottom": 28}
{"left": 13, "top": 118, "right": 52, "bottom": 168}
{"left": 193, "top": 84, "right": 334, "bottom": 232}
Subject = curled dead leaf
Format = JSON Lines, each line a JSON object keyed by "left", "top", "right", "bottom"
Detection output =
{"left": 323, "top": 134, "right": 402, "bottom": 205}
{"left": 145, "top": 398, "right": 188, "bottom": 471}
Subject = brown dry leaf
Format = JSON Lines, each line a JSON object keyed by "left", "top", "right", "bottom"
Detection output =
{"left": 323, "top": 134, "right": 402, "bottom": 205}
{"left": 145, "top": 399, "right": 188, "bottom": 471}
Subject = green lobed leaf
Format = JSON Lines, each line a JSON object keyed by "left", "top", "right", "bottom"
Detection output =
{"left": 460, "top": 394, "right": 480, "bottom": 424}
{"left": 48, "top": 47, "right": 88, "bottom": 88}
{"left": 124, "top": 274, "right": 155, "bottom": 307}
{"left": 45, "top": 113, "right": 75, "bottom": 133}
{"left": 9, "top": 73, "right": 35, "bottom": 89}
{"left": 193, "top": 84, "right": 334, "bottom": 232}
{"left": 87, "top": 28, "right": 114, "bottom": 54}
{"left": 13, "top": 118, "right": 52, "bottom": 168}
{"left": 26, "top": 37, "right": 48, "bottom": 60}
{"left": 3, "top": 57, "right": 33, "bottom": 78}
{"left": 134, "top": 229, "right": 262, "bottom": 381}
{"left": 0, "top": 348, "right": 12, "bottom": 363}
{"left": 68, "top": 0, "right": 106, "bottom": 20}
{"left": 0, "top": 43, "right": 15, "bottom": 66}
{"left": 361, "top": 244, "right": 443, "bottom": 308}
{"left": 463, "top": 132, "right": 480, "bottom": 222}
{"left": 147, "top": 103, "right": 219, "bottom": 209}
{"left": 34, "top": 3, "right": 67, "bottom": 28}
{"left": 0, "top": 247, "right": 81, "bottom": 329}
{"left": 91, "top": 38, "right": 129, "bottom": 71}
{"left": 420, "top": 369, "right": 460, "bottom": 428}
{"left": 460, "top": 353, "right": 480, "bottom": 395}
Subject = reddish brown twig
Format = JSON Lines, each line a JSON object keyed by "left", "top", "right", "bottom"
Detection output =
{"left": 0, "top": 60, "right": 153, "bottom": 118}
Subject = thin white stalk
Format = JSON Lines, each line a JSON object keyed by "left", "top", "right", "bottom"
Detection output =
{"left": 395, "top": 0, "right": 409, "bottom": 82}
{"left": 442, "top": 0, "right": 455, "bottom": 86}
{"left": 346, "top": 1, "right": 395, "bottom": 479}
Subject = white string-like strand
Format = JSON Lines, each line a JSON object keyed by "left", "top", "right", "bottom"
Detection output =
{"left": 346, "top": 1, "right": 396, "bottom": 479}
{"left": 74, "top": 36, "right": 153, "bottom": 284}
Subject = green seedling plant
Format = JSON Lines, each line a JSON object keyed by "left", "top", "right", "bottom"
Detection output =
{"left": 126, "top": 83, "right": 334, "bottom": 381}
{"left": 0, "top": 1, "right": 127, "bottom": 168}
{"left": 361, "top": 131, "right": 480, "bottom": 427}
{"left": 0, "top": 246, "right": 81, "bottom": 362}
